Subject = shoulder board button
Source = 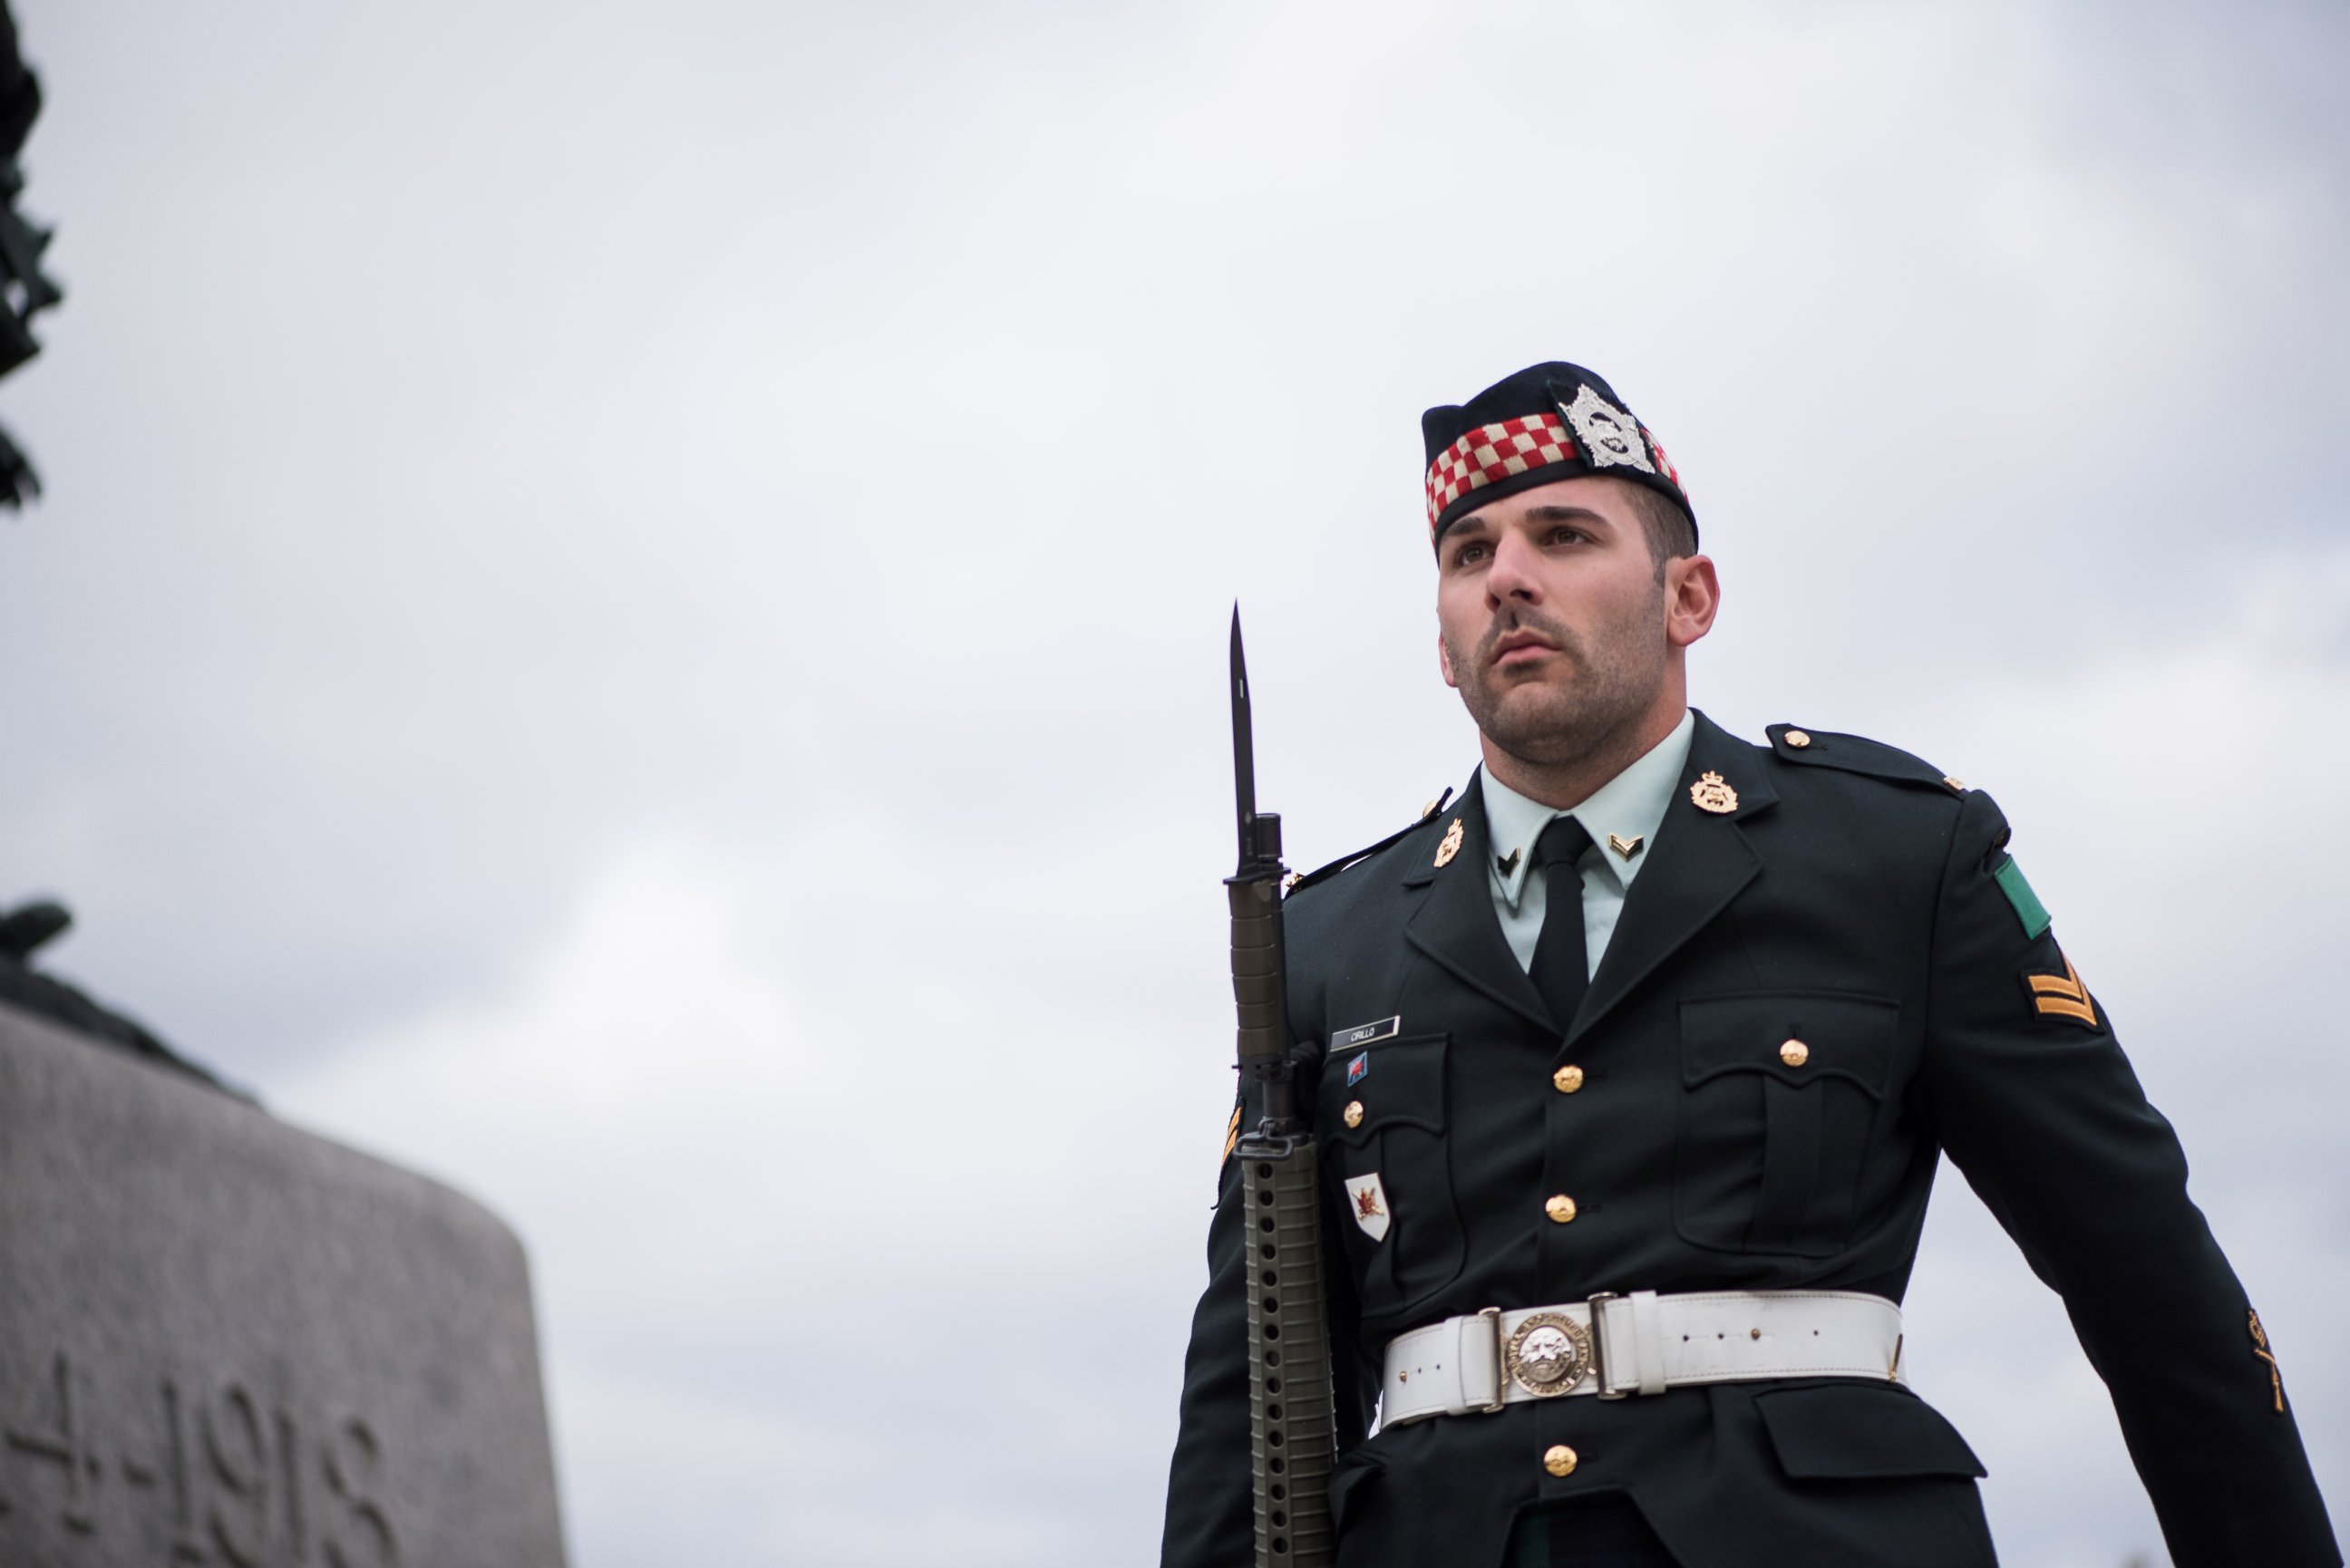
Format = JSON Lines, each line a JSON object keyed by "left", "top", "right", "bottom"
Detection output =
{"left": 1765, "top": 723, "right": 1960, "bottom": 793}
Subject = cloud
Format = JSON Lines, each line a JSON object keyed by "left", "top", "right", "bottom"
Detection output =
{"left": 271, "top": 811, "right": 1231, "bottom": 1566}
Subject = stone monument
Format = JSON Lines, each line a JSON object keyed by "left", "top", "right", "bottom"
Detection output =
{"left": 0, "top": 997, "right": 569, "bottom": 1566}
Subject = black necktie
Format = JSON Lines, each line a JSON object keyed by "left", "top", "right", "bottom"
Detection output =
{"left": 1529, "top": 815, "right": 1594, "bottom": 1031}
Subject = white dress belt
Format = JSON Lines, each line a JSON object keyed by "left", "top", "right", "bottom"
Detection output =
{"left": 1379, "top": 1290, "right": 1905, "bottom": 1428}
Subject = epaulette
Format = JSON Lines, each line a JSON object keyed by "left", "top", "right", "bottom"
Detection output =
{"left": 1284, "top": 786, "right": 1454, "bottom": 897}
{"left": 1764, "top": 724, "right": 1969, "bottom": 796}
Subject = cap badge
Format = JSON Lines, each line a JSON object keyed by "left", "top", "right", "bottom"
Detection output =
{"left": 1344, "top": 1173, "right": 1391, "bottom": 1241}
{"left": 1689, "top": 772, "right": 1739, "bottom": 814}
{"left": 1557, "top": 382, "right": 1656, "bottom": 476}
{"left": 1433, "top": 817, "right": 1465, "bottom": 867}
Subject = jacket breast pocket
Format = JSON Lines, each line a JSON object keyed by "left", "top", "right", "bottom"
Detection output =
{"left": 1675, "top": 992, "right": 1898, "bottom": 1255}
{"left": 1321, "top": 1032, "right": 1464, "bottom": 1316}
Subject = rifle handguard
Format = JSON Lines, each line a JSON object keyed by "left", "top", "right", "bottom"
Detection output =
{"left": 1238, "top": 1134, "right": 1337, "bottom": 1568}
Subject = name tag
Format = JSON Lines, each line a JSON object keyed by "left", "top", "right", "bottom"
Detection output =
{"left": 1329, "top": 1015, "right": 1401, "bottom": 1052}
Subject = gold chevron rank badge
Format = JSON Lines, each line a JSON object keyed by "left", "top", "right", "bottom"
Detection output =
{"left": 2025, "top": 954, "right": 2098, "bottom": 1028}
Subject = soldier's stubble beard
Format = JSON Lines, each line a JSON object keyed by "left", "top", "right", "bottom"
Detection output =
{"left": 1443, "top": 575, "right": 1671, "bottom": 775}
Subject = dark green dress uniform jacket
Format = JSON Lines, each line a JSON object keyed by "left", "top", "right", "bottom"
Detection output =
{"left": 1160, "top": 713, "right": 2337, "bottom": 1568}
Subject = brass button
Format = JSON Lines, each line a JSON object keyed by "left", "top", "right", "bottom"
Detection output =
{"left": 1343, "top": 1099, "right": 1365, "bottom": 1128}
{"left": 1780, "top": 1039, "right": 1810, "bottom": 1067}
{"left": 1542, "top": 1444, "right": 1578, "bottom": 1477}
{"left": 1552, "top": 1064, "right": 1585, "bottom": 1094}
{"left": 1784, "top": 729, "right": 1811, "bottom": 748}
{"left": 1544, "top": 1194, "right": 1578, "bottom": 1224}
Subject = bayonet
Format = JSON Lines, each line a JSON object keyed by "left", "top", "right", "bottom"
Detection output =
{"left": 1227, "top": 607, "right": 1292, "bottom": 1118}
{"left": 1223, "top": 605, "right": 1335, "bottom": 1568}
{"left": 1231, "top": 607, "right": 1257, "bottom": 857}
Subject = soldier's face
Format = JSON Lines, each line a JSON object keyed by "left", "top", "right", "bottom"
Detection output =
{"left": 1432, "top": 478, "right": 1686, "bottom": 766}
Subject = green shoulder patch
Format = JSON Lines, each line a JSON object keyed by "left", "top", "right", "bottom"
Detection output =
{"left": 1992, "top": 857, "right": 2052, "bottom": 940}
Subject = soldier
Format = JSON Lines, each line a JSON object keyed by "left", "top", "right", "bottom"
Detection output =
{"left": 1160, "top": 362, "right": 2339, "bottom": 1568}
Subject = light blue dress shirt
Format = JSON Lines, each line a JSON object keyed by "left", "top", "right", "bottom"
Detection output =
{"left": 1477, "top": 710, "right": 1696, "bottom": 978}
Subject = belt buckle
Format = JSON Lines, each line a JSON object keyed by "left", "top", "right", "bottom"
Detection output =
{"left": 1473, "top": 1307, "right": 1506, "bottom": 1414}
{"left": 1585, "top": 1292, "right": 1627, "bottom": 1400}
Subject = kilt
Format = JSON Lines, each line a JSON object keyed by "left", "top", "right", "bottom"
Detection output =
{"left": 1508, "top": 1497, "right": 1680, "bottom": 1568}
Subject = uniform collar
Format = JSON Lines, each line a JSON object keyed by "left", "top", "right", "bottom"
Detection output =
{"left": 1480, "top": 710, "right": 1697, "bottom": 911}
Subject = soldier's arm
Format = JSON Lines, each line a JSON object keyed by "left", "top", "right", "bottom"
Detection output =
{"left": 1159, "top": 1083, "right": 1264, "bottom": 1568}
{"left": 1919, "top": 789, "right": 2338, "bottom": 1566}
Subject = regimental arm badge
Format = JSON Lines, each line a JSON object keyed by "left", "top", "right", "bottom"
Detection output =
{"left": 1344, "top": 1173, "right": 1390, "bottom": 1242}
{"left": 1220, "top": 1102, "right": 1242, "bottom": 1165}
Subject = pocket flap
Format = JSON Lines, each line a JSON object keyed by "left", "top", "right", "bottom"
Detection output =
{"left": 1327, "top": 1033, "right": 1447, "bottom": 1144}
{"left": 1326, "top": 1446, "right": 1384, "bottom": 1531}
{"left": 1679, "top": 992, "right": 1898, "bottom": 1098}
{"left": 1755, "top": 1383, "right": 1986, "bottom": 1480}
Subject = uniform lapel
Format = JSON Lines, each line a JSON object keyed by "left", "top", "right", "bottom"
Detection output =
{"left": 1401, "top": 773, "right": 1555, "bottom": 1035}
{"left": 1568, "top": 711, "right": 1778, "bottom": 1047}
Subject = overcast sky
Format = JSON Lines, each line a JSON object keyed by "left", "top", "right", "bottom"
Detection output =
{"left": 0, "top": 2, "right": 2343, "bottom": 1564}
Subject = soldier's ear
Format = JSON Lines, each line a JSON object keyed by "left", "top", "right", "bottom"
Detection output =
{"left": 1665, "top": 554, "right": 1721, "bottom": 650}
{"left": 1437, "top": 630, "right": 1460, "bottom": 689}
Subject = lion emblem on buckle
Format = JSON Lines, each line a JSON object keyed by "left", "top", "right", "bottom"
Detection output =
{"left": 1506, "top": 1312, "right": 1595, "bottom": 1398}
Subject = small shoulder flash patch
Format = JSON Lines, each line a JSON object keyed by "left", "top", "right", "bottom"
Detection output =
{"left": 1766, "top": 723, "right": 1960, "bottom": 793}
{"left": 1286, "top": 790, "right": 1452, "bottom": 897}
{"left": 1993, "top": 856, "right": 2053, "bottom": 940}
{"left": 2024, "top": 953, "right": 2096, "bottom": 1028}
{"left": 1220, "top": 1102, "right": 1243, "bottom": 1165}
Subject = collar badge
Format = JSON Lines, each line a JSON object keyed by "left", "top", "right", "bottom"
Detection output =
{"left": 1607, "top": 833, "right": 1644, "bottom": 860}
{"left": 1689, "top": 771, "right": 1739, "bottom": 814}
{"left": 1433, "top": 817, "right": 1465, "bottom": 867}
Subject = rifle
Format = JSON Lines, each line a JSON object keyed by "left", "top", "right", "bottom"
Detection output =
{"left": 1225, "top": 607, "right": 1336, "bottom": 1568}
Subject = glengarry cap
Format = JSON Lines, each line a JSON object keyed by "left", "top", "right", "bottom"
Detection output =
{"left": 1422, "top": 362, "right": 1692, "bottom": 547}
